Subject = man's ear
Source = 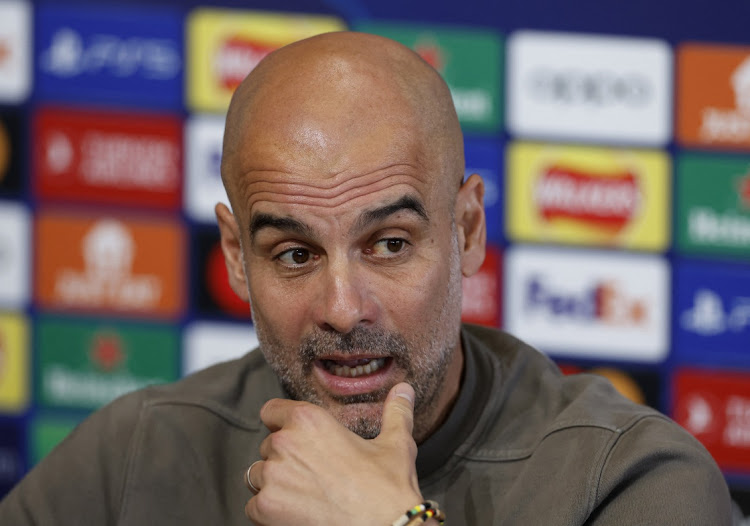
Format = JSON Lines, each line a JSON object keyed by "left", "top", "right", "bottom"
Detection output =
{"left": 215, "top": 203, "right": 250, "bottom": 303}
{"left": 454, "top": 173, "right": 486, "bottom": 278}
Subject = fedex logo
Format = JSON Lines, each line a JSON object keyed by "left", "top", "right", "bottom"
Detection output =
{"left": 35, "top": 5, "right": 183, "bottom": 108}
{"left": 505, "top": 246, "right": 669, "bottom": 362}
{"left": 526, "top": 276, "right": 646, "bottom": 325}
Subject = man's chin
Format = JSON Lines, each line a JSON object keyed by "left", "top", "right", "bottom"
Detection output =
{"left": 326, "top": 401, "right": 385, "bottom": 439}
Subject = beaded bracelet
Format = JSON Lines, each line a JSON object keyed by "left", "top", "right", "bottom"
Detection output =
{"left": 391, "top": 500, "right": 446, "bottom": 526}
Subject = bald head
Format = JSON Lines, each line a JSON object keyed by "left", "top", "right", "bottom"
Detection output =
{"left": 220, "top": 32, "right": 464, "bottom": 208}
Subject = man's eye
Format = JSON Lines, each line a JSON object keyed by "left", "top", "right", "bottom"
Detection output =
{"left": 372, "top": 238, "right": 406, "bottom": 255}
{"left": 277, "top": 248, "right": 311, "bottom": 265}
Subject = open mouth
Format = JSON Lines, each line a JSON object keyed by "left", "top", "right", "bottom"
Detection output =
{"left": 320, "top": 357, "right": 390, "bottom": 378}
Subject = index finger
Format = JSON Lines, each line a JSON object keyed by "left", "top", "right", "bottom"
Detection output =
{"left": 259, "top": 398, "right": 324, "bottom": 432}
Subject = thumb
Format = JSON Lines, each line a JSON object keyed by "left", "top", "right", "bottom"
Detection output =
{"left": 379, "top": 382, "right": 415, "bottom": 440}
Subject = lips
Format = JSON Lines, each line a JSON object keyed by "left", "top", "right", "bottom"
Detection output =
{"left": 322, "top": 357, "right": 387, "bottom": 378}
{"left": 313, "top": 356, "right": 396, "bottom": 396}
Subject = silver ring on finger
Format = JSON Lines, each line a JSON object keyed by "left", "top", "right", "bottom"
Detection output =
{"left": 245, "top": 460, "right": 262, "bottom": 494}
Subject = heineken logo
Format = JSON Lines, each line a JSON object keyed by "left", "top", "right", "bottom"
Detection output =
{"left": 534, "top": 165, "right": 641, "bottom": 233}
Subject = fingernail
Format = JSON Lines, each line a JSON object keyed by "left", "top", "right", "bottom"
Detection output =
{"left": 394, "top": 383, "right": 414, "bottom": 404}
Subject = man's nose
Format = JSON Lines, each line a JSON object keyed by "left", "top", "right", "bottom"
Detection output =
{"left": 313, "top": 258, "right": 375, "bottom": 334}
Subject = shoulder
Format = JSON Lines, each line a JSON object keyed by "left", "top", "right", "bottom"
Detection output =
{"left": 459, "top": 324, "right": 732, "bottom": 523}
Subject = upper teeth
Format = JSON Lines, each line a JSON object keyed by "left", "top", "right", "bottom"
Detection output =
{"left": 326, "top": 358, "right": 386, "bottom": 378}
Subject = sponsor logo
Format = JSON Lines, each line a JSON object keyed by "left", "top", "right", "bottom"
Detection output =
{"left": 681, "top": 289, "right": 750, "bottom": 336}
{"left": 0, "top": 313, "right": 29, "bottom": 413}
{"left": 34, "top": 107, "right": 182, "bottom": 209}
{"left": 508, "top": 31, "right": 671, "bottom": 145}
{"left": 0, "top": 202, "right": 30, "bottom": 308}
{"left": 535, "top": 166, "right": 640, "bottom": 234}
{"left": 461, "top": 245, "right": 502, "bottom": 327}
{"left": 354, "top": 22, "right": 502, "bottom": 133}
{"left": 0, "top": 0, "right": 31, "bottom": 103}
{"left": 185, "top": 115, "right": 228, "bottom": 222}
{"left": 674, "top": 260, "right": 750, "bottom": 362}
{"left": 214, "top": 37, "right": 275, "bottom": 91}
{"left": 507, "top": 142, "right": 670, "bottom": 250}
{"left": 528, "top": 70, "right": 650, "bottom": 107}
{"left": 187, "top": 8, "right": 345, "bottom": 112}
{"left": 35, "top": 5, "right": 183, "bottom": 108}
{"left": 504, "top": 246, "right": 669, "bottom": 361}
{"left": 677, "top": 44, "right": 750, "bottom": 149}
{"left": 40, "top": 28, "right": 180, "bottom": 80}
{"left": 525, "top": 276, "right": 647, "bottom": 325}
{"left": 37, "top": 317, "right": 178, "bottom": 410}
{"left": 194, "top": 227, "right": 251, "bottom": 319}
{"left": 676, "top": 154, "right": 750, "bottom": 258}
{"left": 673, "top": 369, "right": 750, "bottom": 471}
{"left": 183, "top": 322, "right": 258, "bottom": 376}
{"left": 35, "top": 212, "right": 185, "bottom": 318}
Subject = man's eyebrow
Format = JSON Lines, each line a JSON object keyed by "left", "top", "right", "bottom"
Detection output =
{"left": 249, "top": 213, "right": 314, "bottom": 242}
{"left": 354, "top": 195, "right": 429, "bottom": 233}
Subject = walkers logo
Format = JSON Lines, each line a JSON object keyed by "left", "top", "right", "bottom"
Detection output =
{"left": 0, "top": 0, "right": 31, "bottom": 103}
{"left": 29, "top": 417, "right": 80, "bottom": 465}
{"left": 0, "top": 422, "right": 23, "bottom": 495}
{"left": 676, "top": 154, "right": 750, "bottom": 258}
{"left": 462, "top": 245, "right": 502, "bottom": 327}
{"left": 35, "top": 5, "right": 183, "bottom": 109}
{"left": 507, "top": 31, "right": 672, "bottom": 145}
{"left": 194, "top": 227, "right": 251, "bottom": 319}
{"left": 678, "top": 43, "right": 750, "bottom": 149}
{"left": 504, "top": 246, "right": 669, "bottom": 361}
{"left": 35, "top": 212, "right": 185, "bottom": 319}
{"left": 0, "top": 313, "right": 29, "bottom": 413}
{"left": 0, "top": 111, "right": 24, "bottom": 196}
{"left": 674, "top": 259, "right": 750, "bottom": 364}
{"left": 0, "top": 202, "right": 30, "bottom": 309}
{"left": 673, "top": 368, "right": 750, "bottom": 472}
{"left": 507, "top": 142, "right": 670, "bottom": 250}
{"left": 34, "top": 107, "right": 182, "bottom": 210}
{"left": 183, "top": 321, "right": 258, "bottom": 376}
{"left": 185, "top": 115, "right": 229, "bottom": 223}
{"left": 187, "top": 8, "right": 345, "bottom": 112}
{"left": 465, "top": 139, "right": 503, "bottom": 244}
{"left": 355, "top": 22, "right": 502, "bottom": 133}
{"left": 36, "top": 317, "right": 178, "bottom": 410}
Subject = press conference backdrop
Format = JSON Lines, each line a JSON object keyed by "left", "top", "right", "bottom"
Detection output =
{"left": 0, "top": 0, "right": 749, "bottom": 511}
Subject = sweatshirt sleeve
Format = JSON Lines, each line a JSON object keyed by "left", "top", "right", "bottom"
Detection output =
{"left": 587, "top": 414, "right": 733, "bottom": 526}
{"left": 0, "top": 390, "right": 146, "bottom": 525}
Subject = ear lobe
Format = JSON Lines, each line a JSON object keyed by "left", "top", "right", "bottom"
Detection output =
{"left": 455, "top": 174, "right": 487, "bottom": 278}
{"left": 215, "top": 203, "right": 250, "bottom": 303}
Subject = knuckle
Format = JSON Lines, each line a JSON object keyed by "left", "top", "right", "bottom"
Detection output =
{"left": 289, "top": 403, "right": 319, "bottom": 426}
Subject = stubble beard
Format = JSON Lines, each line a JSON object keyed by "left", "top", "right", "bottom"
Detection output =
{"left": 252, "top": 233, "right": 463, "bottom": 441}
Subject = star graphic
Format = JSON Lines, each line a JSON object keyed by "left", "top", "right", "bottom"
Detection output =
{"left": 414, "top": 39, "right": 445, "bottom": 73}
{"left": 90, "top": 333, "right": 125, "bottom": 372}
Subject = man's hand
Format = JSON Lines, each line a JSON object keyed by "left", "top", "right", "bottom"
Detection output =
{"left": 244, "top": 383, "right": 424, "bottom": 526}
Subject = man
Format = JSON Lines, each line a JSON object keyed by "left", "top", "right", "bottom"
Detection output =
{"left": 0, "top": 32, "right": 732, "bottom": 525}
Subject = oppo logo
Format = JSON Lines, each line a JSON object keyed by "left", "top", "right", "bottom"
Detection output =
{"left": 528, "top": 69, "right": 651, "bottom": 107}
